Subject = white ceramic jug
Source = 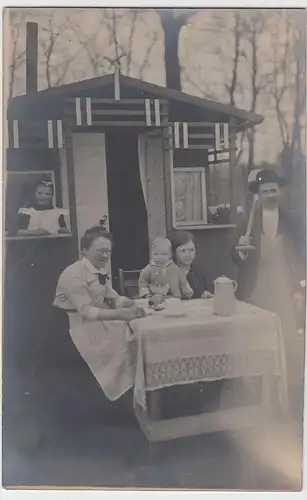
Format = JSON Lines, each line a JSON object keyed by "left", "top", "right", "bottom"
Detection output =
{"left": 213, "top": 275, "right": 238, "bottom": 316}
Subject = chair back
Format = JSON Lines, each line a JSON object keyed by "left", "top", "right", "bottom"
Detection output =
{"left": 118, "top": 268, "right": 141, "bottom": 298}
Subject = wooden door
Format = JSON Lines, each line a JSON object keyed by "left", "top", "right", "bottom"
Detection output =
{"left": 138, "top": 131, "right": 167, "bottom": 242}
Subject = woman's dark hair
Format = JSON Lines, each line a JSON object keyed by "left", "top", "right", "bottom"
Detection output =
{"left": 80, "top": 226, "right": 113, "bottom": 251}
{"left": 168, "top": 230, "right": 195, "bottom": 259}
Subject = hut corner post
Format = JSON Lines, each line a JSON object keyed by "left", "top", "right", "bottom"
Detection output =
{"left": 229, "top": 117, "right": 238, "bottom": 224}
{"left": 65, "top": 130, "right": 79, "bottom": 259}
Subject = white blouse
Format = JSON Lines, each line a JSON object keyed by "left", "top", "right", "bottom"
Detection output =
{"left": 18, "top": 207, "right": 68, "bottom": 234}
{"left": 262, "top": 208, "right": 279, "bottom": 239}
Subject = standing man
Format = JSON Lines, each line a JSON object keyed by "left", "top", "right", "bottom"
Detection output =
{"left": 232, "top": 169, "right": 305, "bottom": 391}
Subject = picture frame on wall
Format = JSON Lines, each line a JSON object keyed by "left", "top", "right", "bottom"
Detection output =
{"left": 4, "top": 170, "right": 70, "bottom": 236}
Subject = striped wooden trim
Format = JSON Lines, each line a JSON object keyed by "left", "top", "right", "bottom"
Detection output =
{"left": 154, "top": 99, "right": 161, "bottom": 126}
{"left": 215, "top": 123, "right": 221, "bottom": 150}
{"left": 188, "top": 133, "right": 215, "bottom": 139}
{"left": 47, "top": 120, "right": 54, "bottom": 148}
{"left": 145, "top": 99, "right": 151, "bottom": 126}
{"left": 67, "top": 98, "right": 168, "bottom": 105}
{"left": 13, "top": 120, "right": 19, "bottom": 148}
{"left": 75, "top": 97, "right": 82, "bottom": 126}
{"left": 86, "top": 97, "right": 92, "bottom": 126}
{"left": 223, "top": 123, "right": 229, "bottom": 149}
{"left": 57, "top": 120, "right": 63, "bottom": 148}
{"left": 114, "top": 65, "right": 120, "bottom": 101}
{"left": 174, "top": 122, "right": 180, "bottom": 148}
{"left": 182, "top": 122, "right": 188, "bottom": 148}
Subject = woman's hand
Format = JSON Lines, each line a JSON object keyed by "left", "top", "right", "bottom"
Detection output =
{"left": 201, "top": 290, "right": 214, "bottom": 299}
{"left": 117, "top": 306, "right": 147, "bottom": 322}
{"left": 120, "top": 297, "right": 135, "bottom": 308}
{"left": 149, "top": 294, "right": 165, "bottom": 307}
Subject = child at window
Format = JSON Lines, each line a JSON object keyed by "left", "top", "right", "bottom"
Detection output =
{"left": 14, "top": 180, "right": 69, "bottom": 236}
{"left": 139, "top": 237, "right": 193, "bottom": 308}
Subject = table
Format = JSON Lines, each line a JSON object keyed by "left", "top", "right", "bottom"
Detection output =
{"left": 129, "top": 299, "right": 288, "bottom": 443}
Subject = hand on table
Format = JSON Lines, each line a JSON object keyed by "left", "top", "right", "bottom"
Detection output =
{"left": 149, "top": 294, "right": 165, "bottom": 308}
{"left": 201, "top": 290, "right": 214, "bottom": 299}
{"left": 118, "top": 306, "right": 149, "bottom": 322}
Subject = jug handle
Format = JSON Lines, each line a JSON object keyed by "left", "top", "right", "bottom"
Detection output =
{"left": 232, "top": 280, "right": 238, "bottom": 292}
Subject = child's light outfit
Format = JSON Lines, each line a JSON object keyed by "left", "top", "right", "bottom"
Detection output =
{"left": 139, "top": 259, "right": 193, "bottom": 299}
{"left": 18, "top": 207, "right": 68, "bottom": 234}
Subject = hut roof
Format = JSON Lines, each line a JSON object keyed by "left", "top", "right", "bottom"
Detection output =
{"left": 8, "top": 73, "right": 263, "bottom": 130}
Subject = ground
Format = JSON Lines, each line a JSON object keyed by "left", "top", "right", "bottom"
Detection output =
{"left": 3, "top": 353, "right": 304, "bottom": 492}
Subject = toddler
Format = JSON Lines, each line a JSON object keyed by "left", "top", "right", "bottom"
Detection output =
{"left": 139, "top": 237, "right": 193, "bottom": 307}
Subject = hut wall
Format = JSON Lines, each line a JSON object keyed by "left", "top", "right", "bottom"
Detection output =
{"left": 71, "top": 133, "right": 109, "bottom": 241}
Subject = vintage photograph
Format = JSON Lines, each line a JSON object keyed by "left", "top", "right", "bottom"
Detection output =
{"left": 2, "top": 6, "right": 306, "bottom": 491}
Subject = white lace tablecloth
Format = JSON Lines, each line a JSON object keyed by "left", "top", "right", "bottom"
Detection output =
{"left": 129, "top": 299, "right": 288, "bottom": 412}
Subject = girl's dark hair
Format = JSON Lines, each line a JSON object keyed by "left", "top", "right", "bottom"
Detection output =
{"left": 168, "top": 230, "right": 195, "bottom": 258}
{"left": 80, "top": 226, "right": 113, "bottom": 251}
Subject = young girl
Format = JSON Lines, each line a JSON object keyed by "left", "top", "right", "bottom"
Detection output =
{"left": 14, "top": 180, "right": 69, "bottom": 236}
{"left": 139, "top": 237, "right": 193, "bottom": 308}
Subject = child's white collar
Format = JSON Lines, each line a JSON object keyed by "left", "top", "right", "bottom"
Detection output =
{"left": 150, "top": 259, "right": 173, "bottom": 268}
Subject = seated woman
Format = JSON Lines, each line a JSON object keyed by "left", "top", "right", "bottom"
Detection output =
{"left": 10, "top": 179, "right": 69, "bottom": 236}
{"left": 168, "top": 230, "right": 213, "bottom": 298}
{"left": 160, "top": 230, "right": 223, "bottom": 418}
{"left": 53, "top": 226, "right": 147, "bottom": 403}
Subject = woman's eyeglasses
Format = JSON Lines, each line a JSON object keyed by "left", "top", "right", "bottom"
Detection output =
{"left": 96, "top": 248, "right": 112, "bottom": 255}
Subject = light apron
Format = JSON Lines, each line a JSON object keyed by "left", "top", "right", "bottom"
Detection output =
{"left": 249, "top": 234, "right": 302, "bottom": 387}
{"left": 68, "top": 312, "right": 137, "bottom": 401}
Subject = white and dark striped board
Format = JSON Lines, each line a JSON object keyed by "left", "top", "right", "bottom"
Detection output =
{"left": 72, "top": 97, "right": 166, "bottom": 127}
{"left": 172, "top": 122, "right": 229, "bottom": 151}
{"left": 47, "top": 120, "right": 64, "bottom": 148}
{"left": 8, "top": 119, "right": 64, "bottom": 149}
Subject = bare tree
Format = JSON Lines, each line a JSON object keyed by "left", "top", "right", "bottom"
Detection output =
{"left": 8, "top": 10, "right": 27, "bottom": 97}
{"left": 239, "top": 11, "right": 267, "bottom": 168}
{"left": 39, "top": 11, "right": 82, "bottom": 87}
{"left": 156, "top": 8, "right": 197, "bottom": 90}
{"left": 137, "top": 30, "right": 159, "bottom": 79}
{"left": 290, "top": 14, "right": 306, "bottom": 158}
{"left": 124, "top": 8, "right": 139, "bottom": 75}
{"left": 269, "top": 10, "right": 306, "bottom": 179}
{"left": 68, "top": 8, "right": 155, "bottom": 78}
{"left": 67, "top": 12, "right": 111, "bottom": 77}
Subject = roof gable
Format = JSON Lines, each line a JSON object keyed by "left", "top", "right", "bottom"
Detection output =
{"left": 8, "top": 73, "right": 263, "bottom": 127}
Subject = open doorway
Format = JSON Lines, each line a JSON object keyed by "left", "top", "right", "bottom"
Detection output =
{"left": 105, "top": 130, "right": 149, "bottom": 281}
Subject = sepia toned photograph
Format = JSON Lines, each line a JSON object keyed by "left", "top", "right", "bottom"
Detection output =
{"left": 2, "top": 6, "right": 306, "bottom": 492}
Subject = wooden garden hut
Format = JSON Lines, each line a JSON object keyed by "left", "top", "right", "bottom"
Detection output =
{"left": 4, "top": 23, "right": 263, "bottom": 372}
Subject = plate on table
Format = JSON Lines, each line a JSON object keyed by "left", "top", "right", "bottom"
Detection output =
{"left": 163, "top": 311, "right": 187, "bottom": 319}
